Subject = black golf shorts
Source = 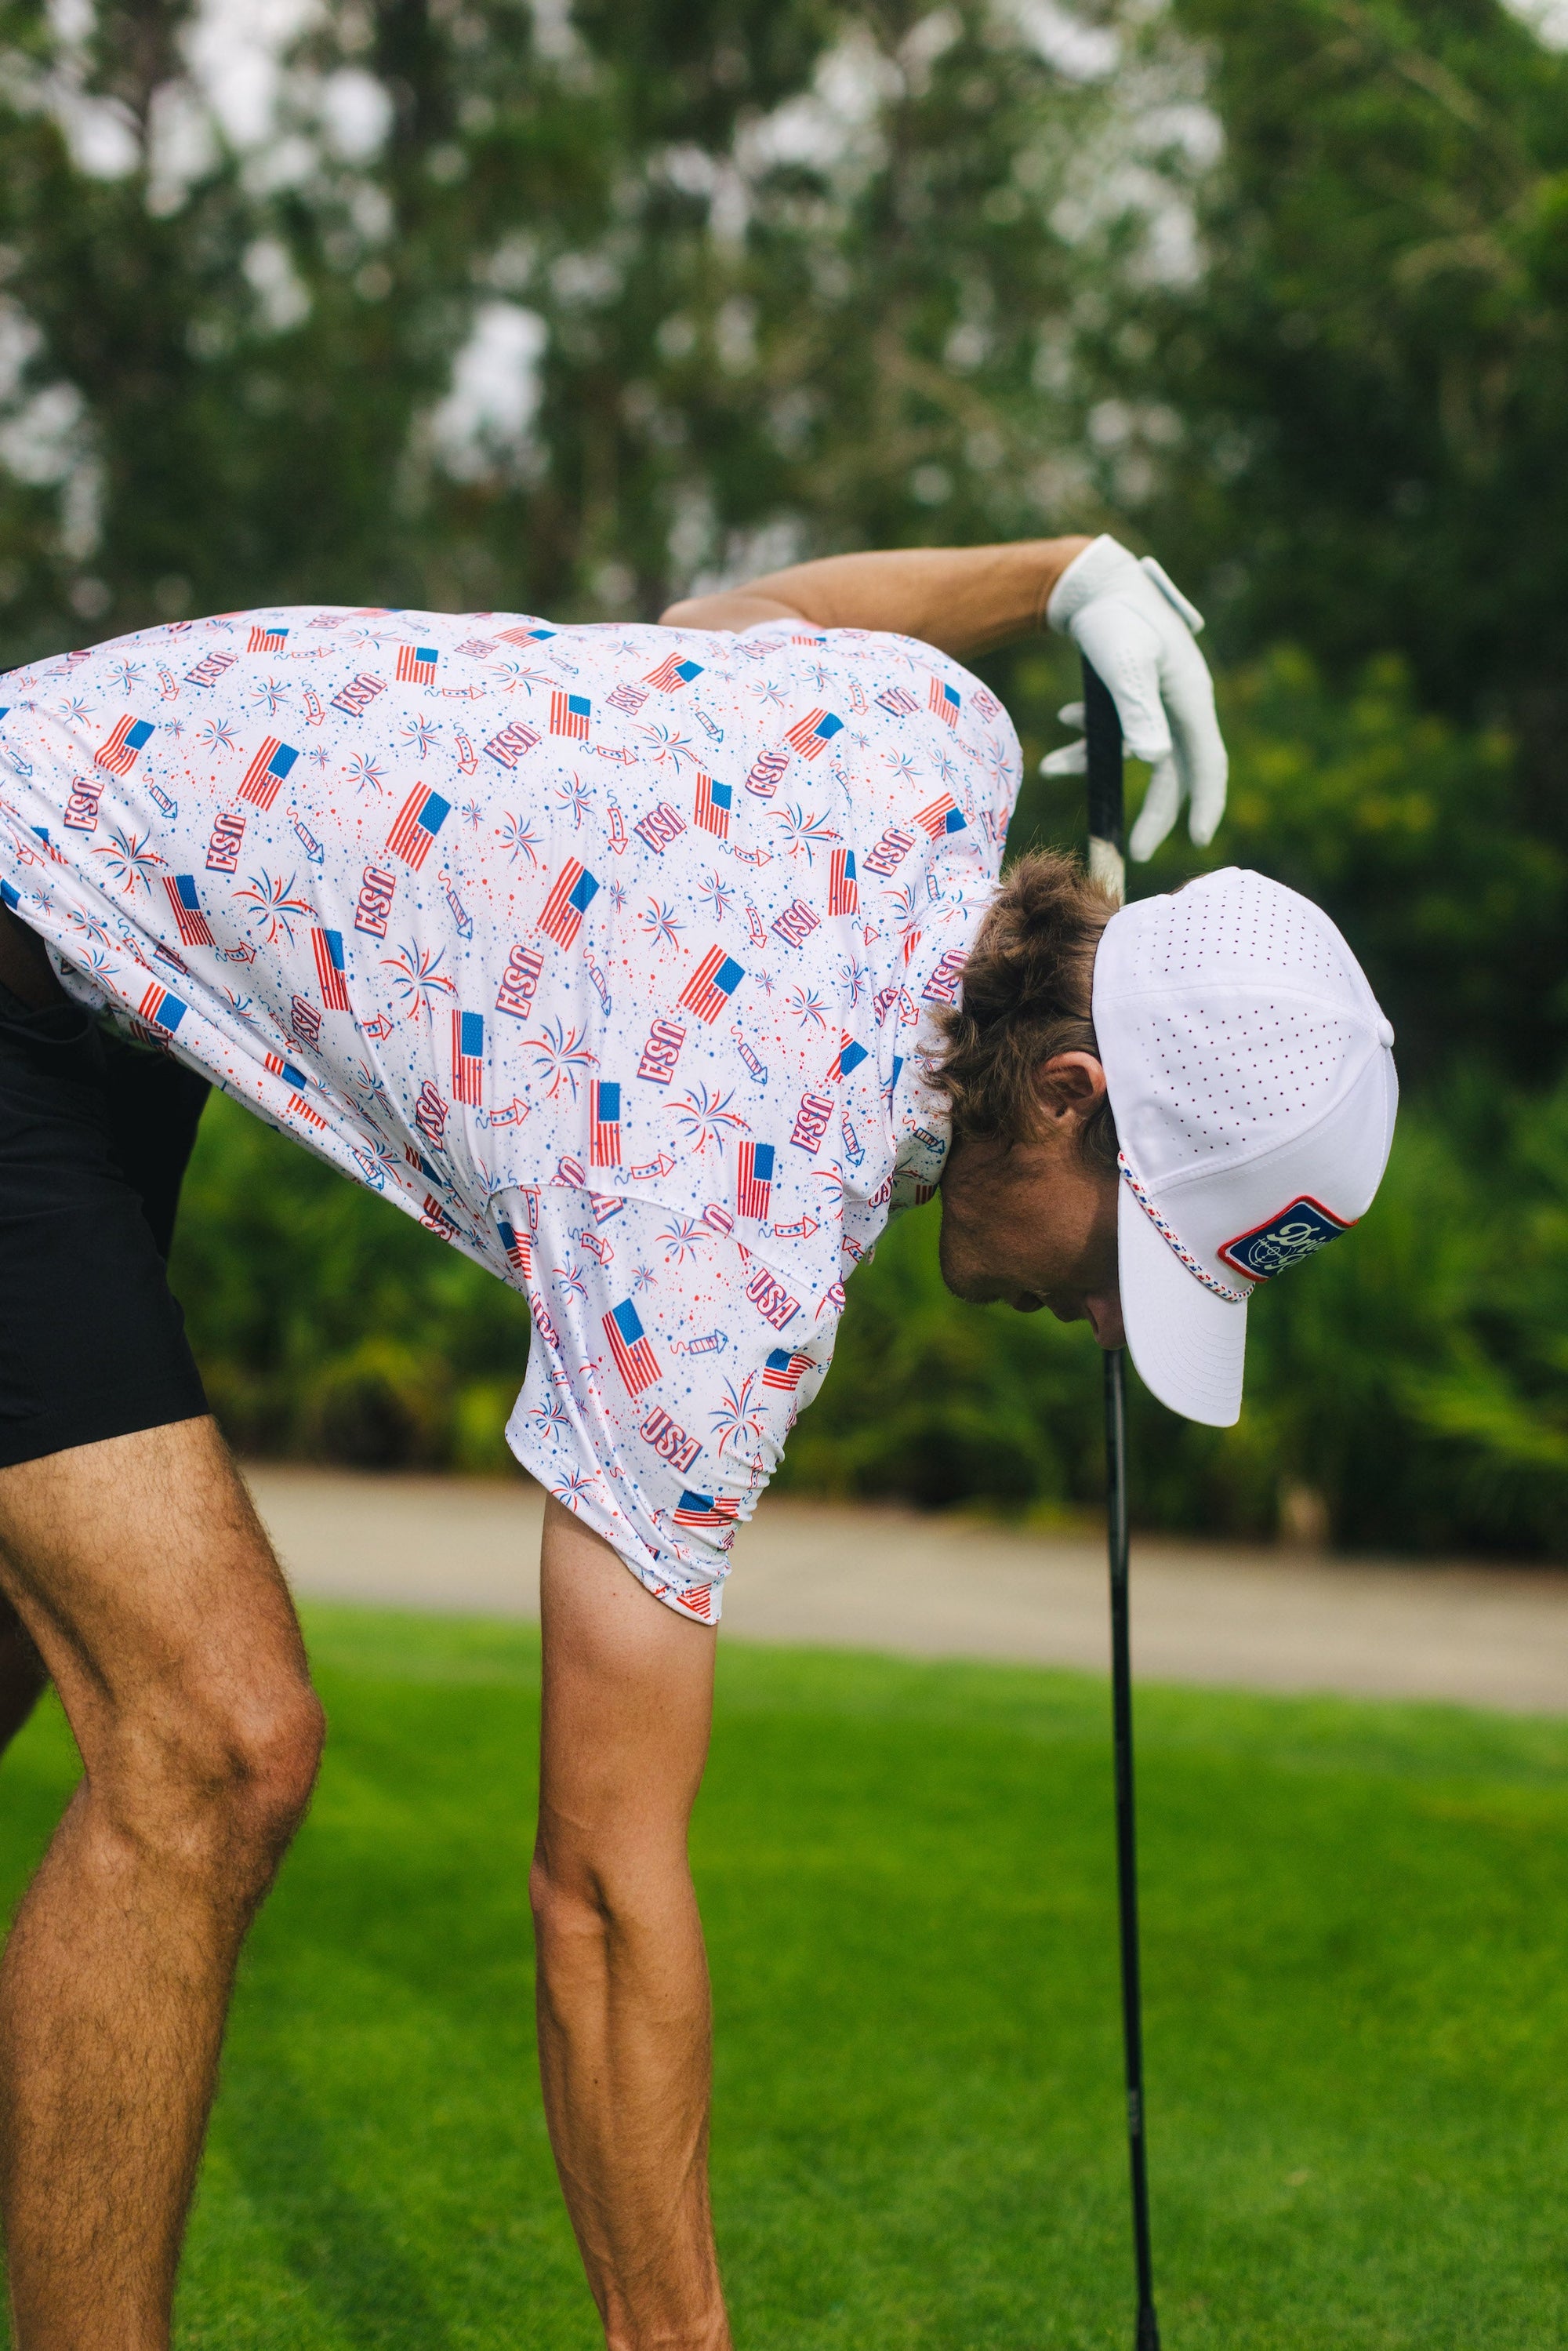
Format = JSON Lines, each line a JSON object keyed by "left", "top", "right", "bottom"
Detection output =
{"left": 0, "top": 982, "right": 209, "bottom": 1469}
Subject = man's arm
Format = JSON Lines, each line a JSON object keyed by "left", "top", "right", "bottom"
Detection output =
{"left": 531, "top": 1499, "right": 730, "bottom": 2351}
{"left": 659, "top": 535, "right": 1092, "bottom": 659}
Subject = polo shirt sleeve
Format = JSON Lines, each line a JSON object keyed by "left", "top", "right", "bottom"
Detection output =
{"left": 503, "top": 1186, "right": 835, "bottom": 1623}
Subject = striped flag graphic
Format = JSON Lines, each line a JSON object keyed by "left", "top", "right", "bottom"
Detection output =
{"left": 550, "top": 690, "right": 590, "bottom": 739}
{"left": 914, "top": 792, "right": 967, "bottom": 838}
{"left": 248, "top": 624, "right": 288, "bottom": 652}
{"left": 644, "top": 652, "right": 703, "bottom": 692}
{"left": 162, "top": 874, "right": 212, "bottom": 948}
{"left": 264, "top": 1052, "right": 308, "bottom": 1085}
{"left": 137, "top": 981, "right": 187, "bottom": 1034}
{"left": 672, "top": 1491, "right": 742, "bottom": 1533}
{"left": 395, "top": 643, "right": 438, "bottom": 685}
{"left": 311, "top": 928, "right": 351, "bottom": 1012}
{"left": 762, "top": 1349, "right": 815, "bottom": 1392}
{"left": 497, "top": 1218, "right": 532, "bottom": 1278}
{"left": 495, "top": 624, "right": 556, "bottom": 645}
{"left": 238, "top": 736, "right": 299, "bottom": 808}
{"left": 387, "top": 783, "right": 452, "bottom": 868}
{"left": 604, "top": 1299, "right": 659, "bottom": 1395}
{"left": 676, "top": 1585, "right": 714, "bottom": 1619}
{"left": 828, "top": 847, "right": 858, "bottom": 915}
{"left": 539, "top": 859, "right": 599, "bottom": 949}
{"left": 784, "top": 708, "right": 844, "bottom": 761}
{"left": 452, "top": 1010, "right": 484, "bottom": 1106}
{"left": 590, "top": 1080, "right": 622, "bottom": 1167}
{"left": 94, "top": 716, "right": 154, "bottom": 776}
{"left": 735, "top": 1141, "right": 774, "bottom": 1219}
{"left": 928, "top": 676, "right": 961, "bottom": 726}
{"left": 678, "top": 945, "right": 745, "bottom": 1025}
{"left": 828, "top": 1034, "right": 869, "bottom": 1084}
{"left": 693, "top": 772, "right": 731, "bottom": 839}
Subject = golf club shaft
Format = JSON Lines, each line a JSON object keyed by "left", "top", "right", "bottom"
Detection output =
{"left": 1083, "top": 658, "right": 1160, "bottom": 2351}
{"left": 1105, "top": 1348, "right": 1159, "bottom": 2349}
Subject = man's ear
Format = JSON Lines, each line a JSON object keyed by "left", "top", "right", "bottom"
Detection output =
{"left": 1033, "top": 1051, "right": 1108, "bottom": 1132}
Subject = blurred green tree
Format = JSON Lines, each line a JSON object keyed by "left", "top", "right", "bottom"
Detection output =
{"left": 0, "top": 0, "right": 1200, "bottom": 649}
{"left": 1133, "top": 0, "right": 1568, "bottom": 1073}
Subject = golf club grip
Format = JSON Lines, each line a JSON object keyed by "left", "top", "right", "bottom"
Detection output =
{"left": 1082, "top": 658, "right": 1125, "bottom": 903}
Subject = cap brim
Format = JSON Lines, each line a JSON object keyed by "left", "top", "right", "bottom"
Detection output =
{"left": 1117, "top": 1179, "right": 1247, "bottom": 1427}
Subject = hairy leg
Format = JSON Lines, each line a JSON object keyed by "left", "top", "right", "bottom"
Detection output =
{"left": 532, "top": 1499, "right": 730, "bottom": 2351}
{"left": 0, "top": 1416, "right": 324, "bottom": 2351}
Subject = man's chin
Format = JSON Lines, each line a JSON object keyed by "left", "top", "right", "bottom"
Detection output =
{"left": 935, "top": 1224, "right": 989, "bottom": 1305}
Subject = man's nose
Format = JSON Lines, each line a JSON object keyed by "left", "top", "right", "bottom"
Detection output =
{"left": 1085, "top": 1292, "right": 1126, "bottom": 1350}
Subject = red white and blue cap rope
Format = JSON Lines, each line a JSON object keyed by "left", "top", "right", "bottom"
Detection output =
{"left": 1118, "top": 1152, "right": 1250, "bottom": 1306}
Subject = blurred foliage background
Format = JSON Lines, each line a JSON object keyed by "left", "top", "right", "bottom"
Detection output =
{"left": 2, "top": 0, "right": 1566, "bottom": 1552}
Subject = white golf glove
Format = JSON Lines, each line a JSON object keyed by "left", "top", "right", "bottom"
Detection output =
{"left": 1040, "top": 535, "right": 1228, "bottom": 860}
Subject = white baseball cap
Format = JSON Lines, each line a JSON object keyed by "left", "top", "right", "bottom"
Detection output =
{"left": 1093, "top": 867, "right": 1398, "bottom": 1427}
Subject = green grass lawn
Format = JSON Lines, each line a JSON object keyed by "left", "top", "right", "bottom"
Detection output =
{"left": 2, "top": 1607, "right": 1566, "bottom": 2348}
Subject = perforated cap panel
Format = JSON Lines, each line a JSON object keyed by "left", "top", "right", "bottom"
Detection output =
{"left": 1092, "top": 867, "right": 1399, "bottom": 1425}
{"left": 1116, "top": 1002, "right": 1362, "bottom": 1172}
{"left": 1119, "top": 867, "right": 1372, "bottom": 1019}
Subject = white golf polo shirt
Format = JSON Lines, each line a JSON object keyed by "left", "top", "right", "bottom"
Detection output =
{"left": 0, "top": 606, "right": 1020, "bottom": 1618}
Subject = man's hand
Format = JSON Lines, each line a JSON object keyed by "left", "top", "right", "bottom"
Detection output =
{"left": 1040, "top": 536, "right": 1228, "bottom": 860}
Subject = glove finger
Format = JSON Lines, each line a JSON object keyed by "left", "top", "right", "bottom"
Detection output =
{"left": 1154, "top": 631, "right": 1229, "bottom": 845}
{"left": 1186, "top": 756, "right": 1228, "bottom": 846}
{"left": 1070, "top": 601, "right": 1173, "bottom": 765}
{"left": 1182, "top": 714, "right": 1228, "bottom": 845}
{"left": 1040, "top": 740, "right": 1087, "bottom": 777}
{"left": 1127, "top": 755, "right": 1184, "bottom": 862}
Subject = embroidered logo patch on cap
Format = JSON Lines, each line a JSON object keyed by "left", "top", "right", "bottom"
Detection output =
{"left": 1218, "top": 1197, "right": 1353, "bottom": 1283}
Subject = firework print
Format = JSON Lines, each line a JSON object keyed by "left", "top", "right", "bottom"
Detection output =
{"left": 0, "top": 605, "right": 1020, "bottom": 1619}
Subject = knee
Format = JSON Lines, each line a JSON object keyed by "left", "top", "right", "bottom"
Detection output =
{"left": 530, "top": 1844, "right": 591, "bottom": 1931}
{"left": 107, "top": 1673, "right": 325, "bottom": 1895}
{"left": 220, "top": 1680, "right": 326, "bottom": 1857}
{"left": 528, "top": 1822, "right": 688, "bottom": 1958}
{"left": 530, "top": 1840, "right": 618, "bottom": 1960}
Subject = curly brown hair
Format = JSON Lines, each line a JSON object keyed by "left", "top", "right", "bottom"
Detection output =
{"left": 925, "top": 848, "right": 1120, "bottom": 1172}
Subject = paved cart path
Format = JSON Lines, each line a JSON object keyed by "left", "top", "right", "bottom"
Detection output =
{"left": 244, "top": 1464, "right": 1568, "bottom": 1714}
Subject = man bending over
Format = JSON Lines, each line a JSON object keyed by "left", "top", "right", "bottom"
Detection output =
{"left": 0, "top": 533, "right": 1394, "bottom": 2346}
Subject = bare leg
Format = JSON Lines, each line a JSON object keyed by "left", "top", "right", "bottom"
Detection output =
{"left": 532, "top": 1499, "right": 731, "bottom": 2351}
{"left": 0, "top": 1416, "right": 324, "bottom": 2351}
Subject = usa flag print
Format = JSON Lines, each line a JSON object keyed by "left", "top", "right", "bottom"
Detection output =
{"left": 679, "top": 945, "right": 744, "bottom": 1025}
{"left": 539, "top": 859, "right": 598, "bottom": 949}
{"left": 313, "top": 928, "right": 352, "bottom": 1012}
{"left": 239, "top": 738, "right": 298, "bottom": 809}
{"left": 163, "top": 874, "right": 213, "bottom": 947}
{"left": 604, "top": 1299, "right": 659, "bottom": 1395}
{"left": 387, "top": 783, "right": 451, "bottom": 869}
